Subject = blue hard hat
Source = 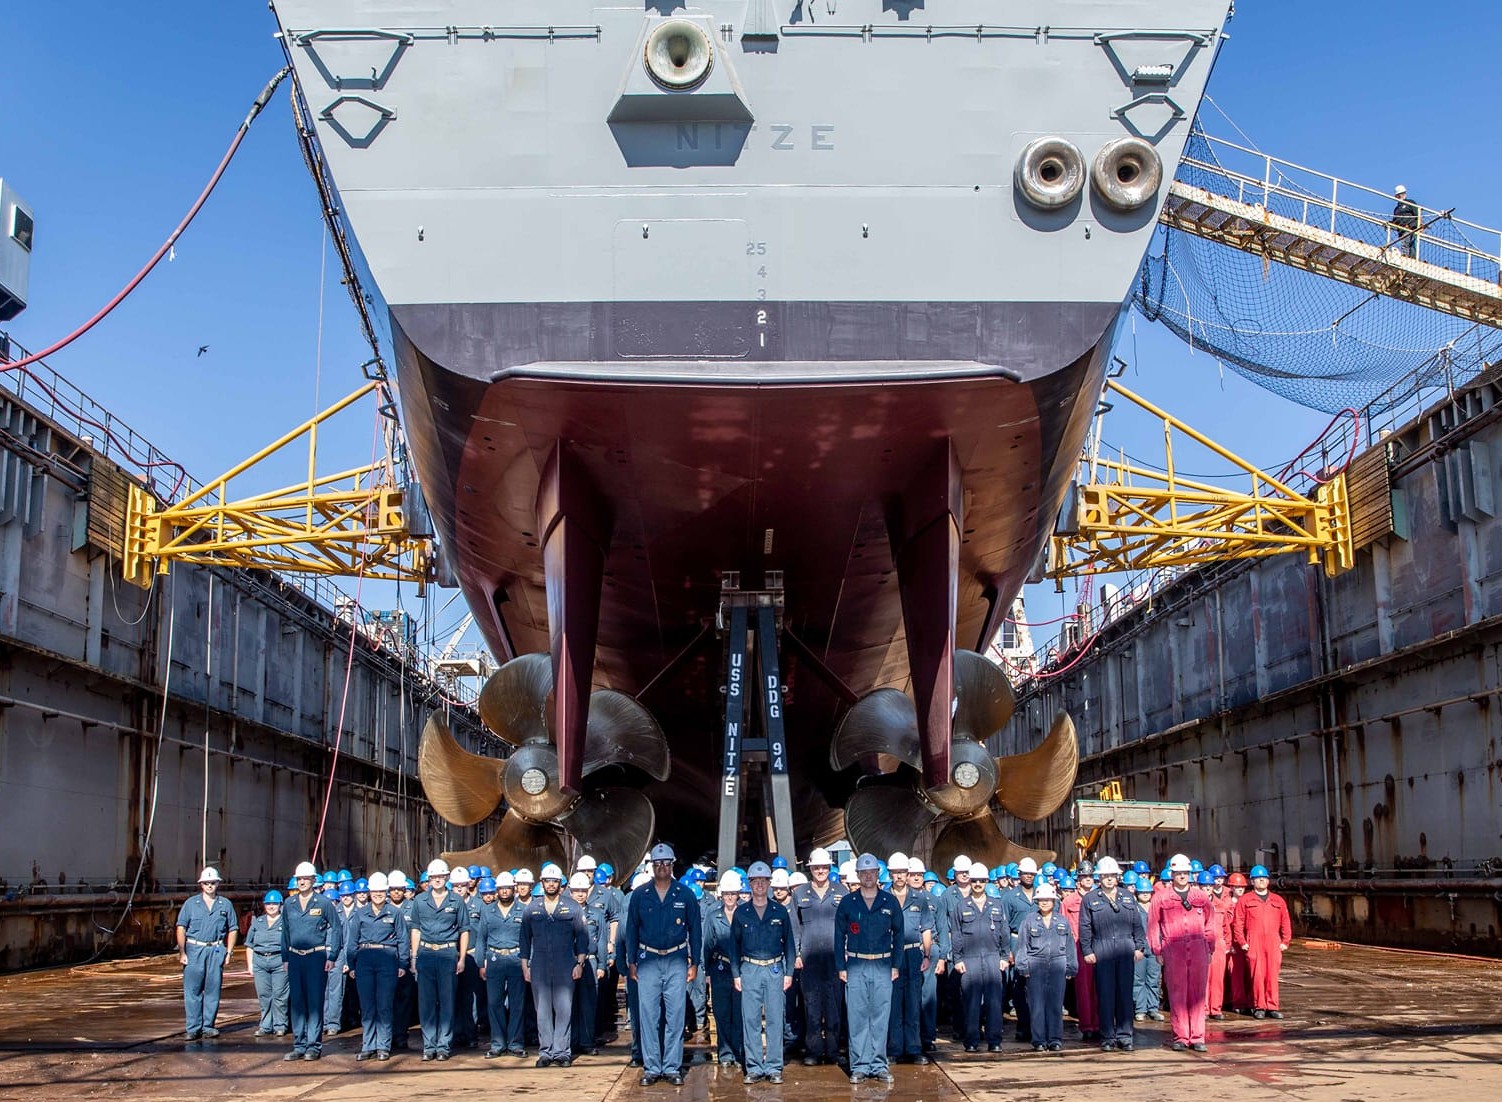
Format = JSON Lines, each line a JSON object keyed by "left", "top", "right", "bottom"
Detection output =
{"left": 264, "top": 890, "right": 283, "bottom": 904}
{"left": 1122, "top": 872, "right": 1138, "bottom": 890}
{"left": 945, "top": 867, "right": 956, "bottom": 881}
{"left": 1249, "top": 865, "right": 1270, "bottom": 879}
{"left": 599, "top": 862, "right": 615, "bottom": 876}
{"left": 467, "top": 865, "right": 482, "bottom": 879}
{"left": 355, "top": 878, "right": 369, "bottom": 892}
{"left": 1209, "top": 864, "right": 1226, "bottom": 878}
{"left": 287, "top": 876, "right": 298, "bottom": 891}
{"left": 338, "top": 882, "right": 355, "bottom": 897}
{"left": 480, "top": 866, "right": 493, "bottom": 878}
{"left": 731, "top": 866, "right": 747, "bottom": 880}
{"left": 477, "top": 877, "right": 497, "bottom": 893}
{"left": 1190, "top": 860, "right": 1204, "bottom": 874}
{"left": 1005, "top": 862, "right": 1020, "bottom": 879}
{"left": 771, "top": 855, "right": 789, "bottom": 870}
{"left": 418, "top": 870, "right": 430, "bottom": 884}
{"left": 1196, "top": 871, "right": 1214, "bottom": 886}
{"left": 531, "top": 884, "right": 543, "bottom": 897}
{"left": 923, "top": 871, "right": 939, "bottom": 883}
{"left": 1058, "top": 873, "right": 1076, "bottom": 890}
{"left": 594, "top": 867, "right": 610, "bottom": 885}
{"left": 1041, "top": 862, "right": 1057, "bottom": 876}
{"left": 337, "top": 869, "right": 353, "bottom": 883}
{"left": 1133, "top": 860, "right": 1150, "bottom": 875}
{"left": 985, "top": 883, "right": 1001, "bottom": 898}
{"left": 323, "top": 882, "right": 340, "bottom": 895}
{"left": 1160, "top": 868, "right": 1172, "bottom": 882}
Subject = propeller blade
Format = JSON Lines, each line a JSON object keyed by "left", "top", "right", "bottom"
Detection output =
{"left": 830, "top": 688, "right": 920, "bottom": 771}
{"left": 560, "top": 786, "right": 656, "bottom": 877}
{"left": 582, "top": 691, "right": 671, "bottom": 781}
{"left": 931, "top": 811, "right": 1056, "bottom": 876}
{"left": 478, "top": 653, "right": 553, "bottom": 746}
{"left": 443, "top": 809, "right": 567, "bottom": 874}
{"left": 842, "top": 782, "right": 938, "bottom": 858}
{"left": 994, "top": 711, "right": 1079, "bottom": 820}
{"left": 953, "top": 649, "right": 1015, "bottom": 742}
{"left": 419, "top": 714, "right": 506, "bottom": 827}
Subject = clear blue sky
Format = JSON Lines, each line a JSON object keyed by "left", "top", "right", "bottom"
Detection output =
{"left": 2, "top": 1, "right": 1499, "bottom": 656}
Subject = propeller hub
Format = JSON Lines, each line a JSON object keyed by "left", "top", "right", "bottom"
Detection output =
{"left": 925, "top": 739, "right": 996, "bottom": 818}
{"left": 502, "top": 742, "right": 576, "bottom": 823}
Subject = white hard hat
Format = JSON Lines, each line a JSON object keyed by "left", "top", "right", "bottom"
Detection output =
{"left": 969, "top": 864, "right": 990, "bottom": 881}
{"left": 515, "top": 867, "right": 535, "bottom": 883}
{"left": 426, "top": 858, "right": 451, "bottom": 877}
{"left": 569, "top": 872, "right": 592, "bottom": 890}
{"left": 631, "top": 870, "right": 652, "bottom": 890}
{"left": 952, "top": 854, "right": 972, "bottom": 872}
{"left": 839, "top": 860, "right": 857, "bottom": 880}
{"left": 855, "top": 852, "right": 881, "bottom": 872}
{"left": 388, "top": 870, "right": 409, "bottom": 889}
{"left": 887, "top": 852, "right": 909, "bottom": 873}
{"left": 770, "top": 869, "right": 790, "bottom": 889}
{"left": 719, "top": 871, "right": 744, "bottom": 894}
{"left": 294, "top": 861, "right": 318, "bottom": 879}
{"left": 907, "top": 858, "right": 926, "bottom": 874}
{"left": 576, "top": 855, "right": 597, "bottom": 871}
{"left": 1034, "top": 882, "right": 1058, "bottom": 901}
{"left": 808, "top": 847, "right": 832, "bottom": 866}
{"left": 1095, "top": 856, "right": 1122, "bottom": 877}
{"left": 1395, "top": 184, "right": 1408, "bottom": 195}
{"left": 1017, "top": 857, "right": 1039, "bottom": 875}
{"left": 746, "top": 861, "right": 772, "bottom": 880}
{"left": 198, "top": 867, "right": 221, "bottom": 883}
{"left": 495, "top": 871, "right": 516, "bottom": 888}
{"left": 367, "top": 872, "right": 389, "bottom": 892}
{"left": 449, "top": 866, "right": 472, "bottom": 885}
{"left": 1169, "top": 853, "right": 1193, "bottom": 873}
{"left": 540, "top": 863, "right": 564, "bottom": 881}
{"left": 789, "top": 871, "right": 808, "bottom": 886}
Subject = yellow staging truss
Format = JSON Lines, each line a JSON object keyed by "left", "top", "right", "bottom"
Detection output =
{"left": 122, "top": 378, "right": 431, "bottom": 588}
{"left": 1048, "top": 380, "right": 1354, "bottom": 581}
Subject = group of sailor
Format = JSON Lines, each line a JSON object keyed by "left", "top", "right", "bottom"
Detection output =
{"left": 177, "top": 845, "right": 1292, "bottom": 1077}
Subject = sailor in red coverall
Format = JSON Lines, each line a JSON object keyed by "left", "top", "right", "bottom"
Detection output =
{"left": 1059, "top": 865, "right": 1099, "bottom": 1040}
{"left": 1203, "top": 868, "right": 1235, "bottom": 1020}
{"left": 1224, "top": 873, "right": 1251, "bottom": 1011}
{"left": 1231, "top": 866, "right": 1291, "bottom": 1019}
{"left": 1145, "top": 854, "right": 1216, "bottom": 1051}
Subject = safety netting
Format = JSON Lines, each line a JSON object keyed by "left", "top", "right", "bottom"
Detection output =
{"left": 1135, "top": 125, "right": 1502, "bottom": 422}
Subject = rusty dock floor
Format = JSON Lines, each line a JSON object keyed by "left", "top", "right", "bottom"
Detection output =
{"left": 0, "top": 943, "right": 1499, "bottom": 1100}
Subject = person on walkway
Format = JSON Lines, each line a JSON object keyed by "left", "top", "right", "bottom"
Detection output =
{"left": 1015, "top": 882, "right": 1076, "bottom": 1052}
{"left": 1146, "top": 853, "right": 1216, "bottom": 1052}
{"left": 1059, "top": 867, "right": 1098, "bottom": 1041}
{"left": 1224, "top": 872, "right": 1252, "bottom": 1012}
{"left": 348, "top": 871, "right": 408, "bottom": 1061}
{"left": 245, "top": 890, "right": 289, "bottom": 1037}
{"left": 1079, "top": 856, "right": 1146, "bottom": 1052}
{"left": 952, "top": 863, "right": 1009, "bottom": 1053}
{"left": 1391, "top": 185, "right": 1420, "bottom": 258}
{"left": 520, "top": 863, "right": 588, "bottom": 1068}
{"left": 884, "top": 853, "right": 934, "bottom": 1065}
{"left": 1232, "top": 866, "right": 1291, "bottom": 1020}
{"left": 835, "top": 853, "right": 901, "bottom": 1084}
{"left": 479, "top": 871, "right": 528, "bottom": 1058}
{"left": 626, "top": 843, "right": 702, "bottom": 1086}
{"left": 704, "top": 870, "right": 745, "bottom": 1068}
{"left": 791, "top": 846, "right": 845, "bottom": 1066}
{"left": 1130, "top": 876, "right": 1164, "bottom": 1022}
{"left": 176, "top": 867, "right": 237, "bottom": 1042}
{"left": 409, "top": 858, "right": 469, "bottom": 1062}
{"left": 1205, "top": 866, "right": 1235, "bottom": 1020}
{"left": 732, "top": 862, "right": 796, "bottom": 1084}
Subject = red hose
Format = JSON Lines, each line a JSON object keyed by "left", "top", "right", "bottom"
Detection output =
{"left": 2, "top": 68, "right": 289, "bottom": 375}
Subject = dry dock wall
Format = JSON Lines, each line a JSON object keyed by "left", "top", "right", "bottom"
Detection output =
{"left": 0, "top": 388, "right": 493, "bottom": 969}
{"left": 996, "top": 374, "right": 1502, "bottom": 954}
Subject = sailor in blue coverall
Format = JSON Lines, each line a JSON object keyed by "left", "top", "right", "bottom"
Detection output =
{"left": 282, "top": 861, "right": 342, "bottom": 1059}
{"left": 347, "top": 871, "right": 409, "bottom": 1059}
{"left": 176, "top": 867, "right": 237, "bottom": 1041}
{"left": 1015, "top": 881, "right": 1077, "bottom": 1051}
{"left": 732, "top": 863, "right": 797, "bottom": 1084}
{"left": 244, "top": 890, "right": 288, "bottom": 1036}
{"left": 570, "top": 872, "right": 610, "bottom": 1056}
{"left": 520, "top": 863, "right": 589, "bottom": 1067}
{"left": 703, "top": 870, "right": 745, "bottom": 1067}
{"left": 625, "top": 843, "right": 703, "bottom": 1087}
{"left": 408, "top": 858, "right": 470, "bottom": 1061}
{"left": 885, "top": 854, "right": 935, "bottom": 1064}
{"left": 834, "top": 853, "right": 901, "bottom": 1084}
{"left": 479, "top": 871, "right": 528, "bottom": 1057}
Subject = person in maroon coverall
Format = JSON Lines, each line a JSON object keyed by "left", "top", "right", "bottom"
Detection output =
{"left": 1224, "top": 873, "right": 1251, "bottom": 1012}
{"left": 1231, "top": 867, "right": 1291, "bottom": 1019}
{"left": 1203, "top": 872, "right": 1235, "bottom": 1020}
{"left": 1146, "top": 855, "right": 1216, "bottom": 1051}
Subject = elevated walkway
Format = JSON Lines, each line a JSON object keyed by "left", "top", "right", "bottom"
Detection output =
{"left": 1163, "top": 134, "right": 1502, "bottom": 328}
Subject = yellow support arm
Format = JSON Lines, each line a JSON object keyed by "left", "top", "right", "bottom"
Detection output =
{"left": 1048, "top": 381, "right": 1354, "bottom": 581}
{"left": 122, "top": 379, "right": 432, "bottom": 588}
